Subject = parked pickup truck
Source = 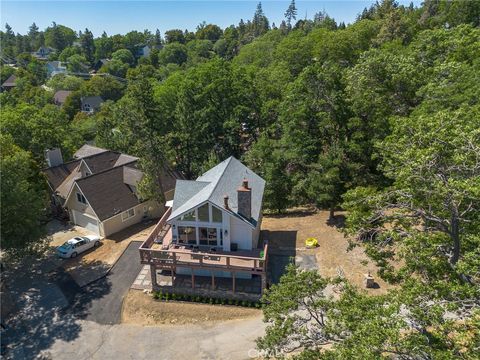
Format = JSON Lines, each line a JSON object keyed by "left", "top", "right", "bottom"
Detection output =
{"left": 57, "top": 236, "right": 101, "bottom": 258}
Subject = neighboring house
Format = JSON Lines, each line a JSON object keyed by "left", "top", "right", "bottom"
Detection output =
{"left": 136, "top": 44, "right": 151, "bottom": 58}
{"left": 81, "top": 96, "right": 103, "bottom": 113}
{"left": 32, "top": 46, "right": 56, "bottom": 60}
{"left": 139, "top": 156, "right": 268, "bottom": 300}
{"left": 46, "top": 61, "right": 67, "bottom": 78}
{"left": 92, "top": 59, "right": 110, "bottom": 73}
{"left": 1, "top": 74, "right": 16, "bottom": 92}
{"left": 43, "top": 144, "right": 179, "bottom": 237}
{"left": 53, "top": 90, "right": 72, "bottom": 107}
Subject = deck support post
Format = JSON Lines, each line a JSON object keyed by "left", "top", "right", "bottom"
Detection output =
{"left": 171, "top": 266, "right": 175, "bottom": 287}
{"left": 191, "top": 268, "right": 195, "bottom": 289}
{"left": 150, "top": 265, "right": 159, "bottom": 292}
{"left": 232, "top": 271, "right": 236, "bottom": 293}
{"left": 261, "top": 273, "right": 267, "bottom": 294}
{"left": 211, "top": 270, "right": 215, "bottom": 290}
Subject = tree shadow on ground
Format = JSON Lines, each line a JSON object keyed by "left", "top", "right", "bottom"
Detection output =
{"left": 1, "top": 259, "right": 112, "bottom": 359}
{"left": 326, "top": 214, "right": 346, "bottom": 229}
{"left": 263, "top": 230, "right": 297, "bottom": 285}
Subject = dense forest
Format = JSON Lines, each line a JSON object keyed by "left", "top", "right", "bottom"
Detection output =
{"left": 1, "top": 0, "right": 479, "bottom": 357}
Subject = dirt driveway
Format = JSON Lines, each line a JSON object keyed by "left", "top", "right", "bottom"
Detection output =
{"left": 48, "top": 219, "right": 158, "bottom": 286}
{"left": 122, "top": 290, "right": 261, "bottom": 325}
{"left": 262, "top": 207, "right": 395, "bottom": 294}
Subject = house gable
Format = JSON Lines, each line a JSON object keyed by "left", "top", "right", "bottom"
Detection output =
{"left": 64, "top": 182, "right": 99, "bottom": 220}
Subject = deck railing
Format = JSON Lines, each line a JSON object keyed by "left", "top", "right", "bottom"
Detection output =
{"left": 140, "top": 245, "right": 267, "bottom": 273}
{"left": 139, "top": 207, "right": 171, "bottom": 261}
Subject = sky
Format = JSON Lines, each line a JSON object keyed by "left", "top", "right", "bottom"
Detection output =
{"left": 1, "top": 0, "right": 420, "bottom": 36}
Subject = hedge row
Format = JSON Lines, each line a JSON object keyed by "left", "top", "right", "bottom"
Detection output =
{"left": 152, "top": 291, "right": 261, "bottom": 308}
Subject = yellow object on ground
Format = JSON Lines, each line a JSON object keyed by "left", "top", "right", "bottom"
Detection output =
{"left": 305, "top": 237, "right": 318, "bottom": 247}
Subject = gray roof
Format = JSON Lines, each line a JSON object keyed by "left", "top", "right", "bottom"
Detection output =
{"left": 53, "top": 90, "right": 72, "bottom": 105}
{"left": 168, "top": 156, "right": 265, "bottom": 228}
{"left": 73, "top": 144, "right": 108, "bottom": 159}
{"left": 81, "top": 96, "right": 103, "bottom": 108}
{"left": 2, "top": 74, "right": 16, "bottom": 87}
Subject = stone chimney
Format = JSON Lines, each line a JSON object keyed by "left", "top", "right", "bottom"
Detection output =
{"left": 237, "top": 179, "right": 251, "bottom": 219}
{"left": 45, "top": 148, "right": 63, "bottom": 167}
{"left": 223, "top": 195, "right": 230, "bottom": 210}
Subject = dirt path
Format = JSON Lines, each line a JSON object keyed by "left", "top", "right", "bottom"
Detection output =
{"left": 122, "top": 290, "right": 261, "bottom": 325}
{"left": 263, "top": 208, "right": 395, "bottom": 294}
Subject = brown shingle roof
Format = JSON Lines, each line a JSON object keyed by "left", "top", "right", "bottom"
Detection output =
{"left": 2, "top": 74, "right": 16, "bottom": 87}
{"left": 44, "top": 160, "right": 81, "bottom": 191}
{"left": 82, "top": 151, "right": 135, "bottom": 173}
{"left": 76, "top": 166, "right": 141, "bottom": 221}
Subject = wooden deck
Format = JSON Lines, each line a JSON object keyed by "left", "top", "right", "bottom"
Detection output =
{"left": 138, "top": 207, "right": 269, "bottom": 295}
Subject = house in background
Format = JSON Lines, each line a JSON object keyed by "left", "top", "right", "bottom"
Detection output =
{"left": 92, "top": 59, "right": 110, "bottom": 73}
{"left": 136, "top": 44, "right": 151, "bottom": 58}
{"left": 32, "top": 46, "right": 56, "bottom": 60}
{"left": 46, "top": 61, "right": 67, "bottom": 78}
{"left": 43, "top": 144, "right": 179, "bottom": 237}
{"left": 53, "top": 90, "right": 72, "bottom": 107}
{"left": 81, "top": 96, "right": 103, "bottom": 113}
{"left": 139, "top": 156, "right": 268, "bottom": 301}
{"left": 1, "top": 74, "right": 16, "bottom": 92}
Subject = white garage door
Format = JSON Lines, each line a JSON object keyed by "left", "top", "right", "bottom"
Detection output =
{"left": 72, "top": 210, "right": 100, "bottom": 234}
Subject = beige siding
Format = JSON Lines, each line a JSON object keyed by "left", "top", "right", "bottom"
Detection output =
{"left": 65, "top": 183, "right": 97, "bottom": 218}
{"left": 101, "top": 200, "right": 164, "bottom": 237}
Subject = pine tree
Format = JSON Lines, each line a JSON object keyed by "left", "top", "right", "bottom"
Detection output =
{"left": 28, "top": 23, "right": 40, "bottom": 50}
{"left": 252, "top": 2, "right": 269, "bottom": 37}
{"left": 154, "top": 29, "right": 162, "bottom": 46}
{"left": 284, "top": 0, "right": 297, "bottom": 29}
{"left": 80, "top": 28, "right": 95, "bottom": 64}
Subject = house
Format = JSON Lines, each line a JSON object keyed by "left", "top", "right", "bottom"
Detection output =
{"left": 136, "top": 44, "right": 151, "bottom": 58}
{"left": 53, "top": 90, "right": 72, "bottom": 107}
{"left": 92, "top": 59, "right": 110, "bottom": 73}
{"left": 81, "top": 96, "right": 103, "bottom": 113}
{"left": 46, "top": 61, "right": 67, "bottom": 78}
{"left": 32, "top": 46, "right": 56, "bottom": 60}
{"left": 43, "top": 145, "right": 179, "bottom": 237}
{"left": 139, "top": 156, "right": 268, "bottom": 301}
{"left": 1, "top": 74, "right": 16, "bottom": 92}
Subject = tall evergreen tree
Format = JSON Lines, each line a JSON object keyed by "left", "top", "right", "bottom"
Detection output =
{"left": 252, "top": 2, "right": 269, "bottom": 37}
{"left": 284, "top": 0, "right": 298, "bottom": 29}
{"left": 80, "top": 28, "right": 95, "bottom": 64}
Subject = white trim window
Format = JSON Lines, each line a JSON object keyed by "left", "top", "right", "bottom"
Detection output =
{"left": 121, "top": 208, "right": 135, "bottom": 222}
{"left": 76, "top": 192, "right": 87, "bottom": 204}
